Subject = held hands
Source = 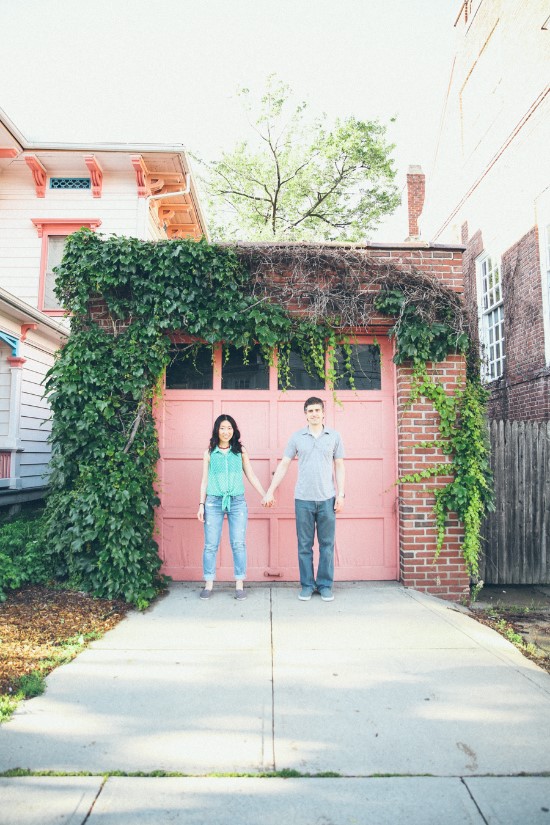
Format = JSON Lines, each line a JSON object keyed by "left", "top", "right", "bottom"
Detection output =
{"left": 334, "top": 495, "right": 345, "bottom": 513}
{"left": 262, "top": 491, "right": 275, "bottom": 508}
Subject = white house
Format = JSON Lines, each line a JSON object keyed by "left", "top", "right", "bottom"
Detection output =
{"left": 0, "top": 107, "right": 207, "bottom": 505}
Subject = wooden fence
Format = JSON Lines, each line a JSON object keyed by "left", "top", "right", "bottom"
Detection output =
{"left": 480, "top": 420, "right": 550, "bottom": 584}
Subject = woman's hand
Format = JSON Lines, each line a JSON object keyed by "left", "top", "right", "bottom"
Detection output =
{"left": 197, "top": 503, "right": 205, "bottom": 522}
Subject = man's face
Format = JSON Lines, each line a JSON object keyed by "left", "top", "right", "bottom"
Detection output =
{"left": 305, "top": 404, "right": 324, "bottom": 427}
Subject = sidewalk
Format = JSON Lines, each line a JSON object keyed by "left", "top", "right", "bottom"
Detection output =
{"left": 1, "top": 582, "right": 549, "bottom": 823}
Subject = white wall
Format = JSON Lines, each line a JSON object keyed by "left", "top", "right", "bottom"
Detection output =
{"left": 0, "top": 161, "right": 145, "bottom": 309}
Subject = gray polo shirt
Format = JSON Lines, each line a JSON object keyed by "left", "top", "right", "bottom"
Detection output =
{"left": 283, "top": 426, "right": 345, "bottom": 501}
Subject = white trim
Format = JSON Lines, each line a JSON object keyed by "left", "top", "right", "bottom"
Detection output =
{"left": 476, "top": 252, "right": 506, "bottom": 381}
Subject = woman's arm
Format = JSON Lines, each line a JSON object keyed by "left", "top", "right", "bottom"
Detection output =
{"left": 197, "top": 450, "right": 210, "bottom": 522}
{"left": 241, "top": 448, "right": 267, "bottom": 498}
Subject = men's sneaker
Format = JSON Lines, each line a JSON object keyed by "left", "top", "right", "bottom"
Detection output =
{"left": 298, "top": 588, "right": 314, "bottom": 601}
{"left": 319, "top": 588, "right": 334, "bottom": 602}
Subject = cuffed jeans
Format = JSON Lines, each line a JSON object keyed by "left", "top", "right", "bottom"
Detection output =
{"left": 295, "top": 497, "right": 335, "bottom": 591}
{"left": 203, "top": 494, "right": 247, "bottom": 581}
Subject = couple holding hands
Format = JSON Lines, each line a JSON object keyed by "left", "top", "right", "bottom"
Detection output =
{"left": 197, "top": 397, "right": 345, "bottom": 602}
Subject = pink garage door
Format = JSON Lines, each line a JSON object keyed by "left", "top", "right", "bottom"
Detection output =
{"left": 155, "top": 335, "right": 398, "bottom": 581}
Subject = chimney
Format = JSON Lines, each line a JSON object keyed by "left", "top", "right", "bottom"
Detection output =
{"left": 406, "top": 165, "right": 425, "bottom": 240}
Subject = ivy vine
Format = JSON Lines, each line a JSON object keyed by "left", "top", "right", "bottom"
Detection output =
{"left": 42, "top": 229, "right": 492, "bottom": 605}
{"left": 376, "top": 288, "right": 494, "bottom": 578}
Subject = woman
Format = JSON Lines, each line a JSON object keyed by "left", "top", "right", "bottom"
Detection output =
{"left": 197, "top": 414, "right": 266, "bottom": 600}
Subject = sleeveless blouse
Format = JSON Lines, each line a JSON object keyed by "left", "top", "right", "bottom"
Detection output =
{"left": 206, "top": 447, "right": 245, "bottom": 511}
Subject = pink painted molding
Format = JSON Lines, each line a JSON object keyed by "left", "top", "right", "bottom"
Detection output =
{"left": 24, "top": 155, "right": 47, "bottom": 197}
{"left": 7, "top": 356, "right": 26, "bottom": 368}
{"left": 130, "top": 155, "right": 148, "bottom": 197}
{"left": 84, "top": 155, "right": 103, "bottom": 198}
{"left": 31, "top": 218, "right": 102, "bottom": 238}
{"left": 20, "top": 323, "right": 38, "bottom": 341}
{"left": 0, "top": 148, "right": 19, "bottom": 158}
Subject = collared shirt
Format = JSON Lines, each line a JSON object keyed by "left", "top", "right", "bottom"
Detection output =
{"left": 283, "top": 426, "right": 344, "bottom": 501}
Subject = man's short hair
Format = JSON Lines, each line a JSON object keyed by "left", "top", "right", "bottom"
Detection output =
{"left": 304, "top": 396, "right": 324, "bottom": 412}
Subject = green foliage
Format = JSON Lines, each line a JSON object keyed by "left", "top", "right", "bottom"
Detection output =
{"left": 399, "top": 366, "right": 494, "bottom": 578}
{"left": 17, "top": 671, "right": 46, "bottom": 699}
{"left": 197, "top": 75, "right": 399, "bottom": 241}
{"left": 45, "top": 230, "right": 492, "bottom": 601}
{"left": 375, "top": 288, "right": 469, "bottom": 364}
{"left": 45, "top": 229, "right": 347, "bottom": 604}
{"left": 0, "top": 513, "right": 52, "bottom": 600}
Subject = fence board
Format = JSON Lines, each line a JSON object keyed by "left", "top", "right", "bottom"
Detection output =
{"left": 481, "top": 420, "right": 550, "bottom": 584}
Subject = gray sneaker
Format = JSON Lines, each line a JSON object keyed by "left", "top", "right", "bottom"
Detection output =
{"left": 235, "top": 588, "right": 247, "bottom": 600}
{"left": 200, "top": 587, "right": 213, "bottom": 600}
{"left": 319, "top": 588, "right": 334, "bottom": 602}
{"left": 298, "top": 588, "right": 314, "bottom": 601}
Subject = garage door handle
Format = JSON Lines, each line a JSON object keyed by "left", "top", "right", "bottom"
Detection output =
{"left": 264, "top": 568, "right": 282, "bottom": 577}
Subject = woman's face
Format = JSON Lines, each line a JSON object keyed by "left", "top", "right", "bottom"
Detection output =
{"left": 218, "top": 420, "right": 234, "bottom": 445}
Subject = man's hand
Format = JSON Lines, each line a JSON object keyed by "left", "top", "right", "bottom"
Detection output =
{"left": 334, "top": 495, "right": 345, "bottom": 513}
{"left": 262, "top": 492, "right": 275, "bottom": 508}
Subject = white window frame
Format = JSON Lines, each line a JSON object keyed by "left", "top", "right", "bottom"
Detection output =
{"left": 476, "top": 253, "right": 505, "bottom": 382}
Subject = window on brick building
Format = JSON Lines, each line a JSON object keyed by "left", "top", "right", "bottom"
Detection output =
{"left": 477, "top": 253, "right": 505, "bottom": 381}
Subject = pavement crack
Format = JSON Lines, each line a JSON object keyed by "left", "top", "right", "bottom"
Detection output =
{"left": 81, "top": 775, "right": 108, "bottom": 824}
{"left": 270, "top": 586, "right": 276, "bottom": 772}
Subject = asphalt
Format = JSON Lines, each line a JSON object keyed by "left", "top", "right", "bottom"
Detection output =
{"left": 1, "top": 582, "right": 549, "bottom": 824}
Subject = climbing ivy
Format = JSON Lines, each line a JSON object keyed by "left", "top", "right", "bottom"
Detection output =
{"left": 43, "top": 231, "right": 348, "bottom": 605}
{"left": 42, "top": 230, "right": 492, "bottom": 605}
{"left": 376, "top": 288, "right": 493, "bottom": 578}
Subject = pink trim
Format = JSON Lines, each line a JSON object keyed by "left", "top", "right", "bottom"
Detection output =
{"left": 25, "top": 155, "right": 47, "bottom": 197}
{"left": 32, "top": 219, "right": 102, "bottom": 311}
{"left": 84, "top": 155, "right": 103, "bottom": 198}
{"left": 0, "top": 452, "right": 10, "bottom": 479}
{"left": 0, "top": 148, "right": 19, "bottom": 158}
{"left": 7, "top": 356, "right": 26, "bottom": 368}
{"left": 32, "top": 218, "right": 102, "bottom": 238}
{"left": 20, "top": 323, "right": 38, "bottom": 341}
{"left": 130, "top": 155, "right": 148, "bottom": 197}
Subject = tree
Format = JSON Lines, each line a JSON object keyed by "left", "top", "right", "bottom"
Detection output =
{"left": 196, "top": 76, "right": 400, "bottom": 242}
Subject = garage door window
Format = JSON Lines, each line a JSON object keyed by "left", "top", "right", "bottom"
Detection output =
{"left": 334, "top": 344, "right": 381, "bottom": 390}
{"left": 166, "top": 345, "right": 213, "bottom": 389}
{"left": 222, "top": 344, "right": 269, "bottom": 390}
{"left": 277, "top": 345, "right": 325, "bottom": 391}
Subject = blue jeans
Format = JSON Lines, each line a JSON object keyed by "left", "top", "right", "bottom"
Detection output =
{"left": 295, "top": 498, "right": 335, "bottom": 591}
{"left": 203, "top": 494, "right": 247, "bottom": 581}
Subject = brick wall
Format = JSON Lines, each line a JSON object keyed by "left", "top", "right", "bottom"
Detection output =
{"left": 462, "top": 226, "right": 550, "bottom": 421}
{"left": 88, "top": 242, "right": 470, "bottom": 601}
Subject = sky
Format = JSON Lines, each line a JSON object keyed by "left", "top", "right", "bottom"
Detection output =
{"left": 0, "top": 0, "right": 458, "bottom": 240}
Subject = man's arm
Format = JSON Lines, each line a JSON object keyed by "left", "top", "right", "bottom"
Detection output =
{"left": 334, "top": 457, "right": 345, "bottom": 513}
{"left": 262, "top": 455, "right": 292, "bottom": 506}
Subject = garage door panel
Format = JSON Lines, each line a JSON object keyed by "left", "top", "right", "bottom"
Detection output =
{"left": 161, "top": 399, "right": 214, "bottom": 452}
{"left": 335, "top": 518, "right": 385, "bottom": 567}
{"left": 160, "top": 518, "right": 203, "bottom": 579}
{"left": 218, "top": 400, "right": 271, "bottom": 453}
{"left": 334, "top": 400, "right": 388, "bottom": 452}
{"left": 159, "top": 458, "right": 203, "bottom": 509}
{"left": 244, "top": 459, "right": 272, "bottom": 507}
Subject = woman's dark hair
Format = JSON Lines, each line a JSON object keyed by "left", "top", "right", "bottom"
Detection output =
{"left": 208, "top": 414, "right": 243, "bottom": 454}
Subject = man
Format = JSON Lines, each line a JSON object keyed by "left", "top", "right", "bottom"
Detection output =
{"left": 262, "top": 397, "right": 345, "bottom": 601}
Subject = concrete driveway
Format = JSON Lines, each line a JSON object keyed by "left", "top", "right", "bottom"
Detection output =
{"left": 1, "top": 582, "right": 549, "bottom": 823}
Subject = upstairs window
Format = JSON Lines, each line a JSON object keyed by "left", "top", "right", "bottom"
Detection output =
{"left": 477, "top": 253, "right": 505, "bottom": 381}
{"left": 32, "top": 219, "right": 101, "bottom": 315}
